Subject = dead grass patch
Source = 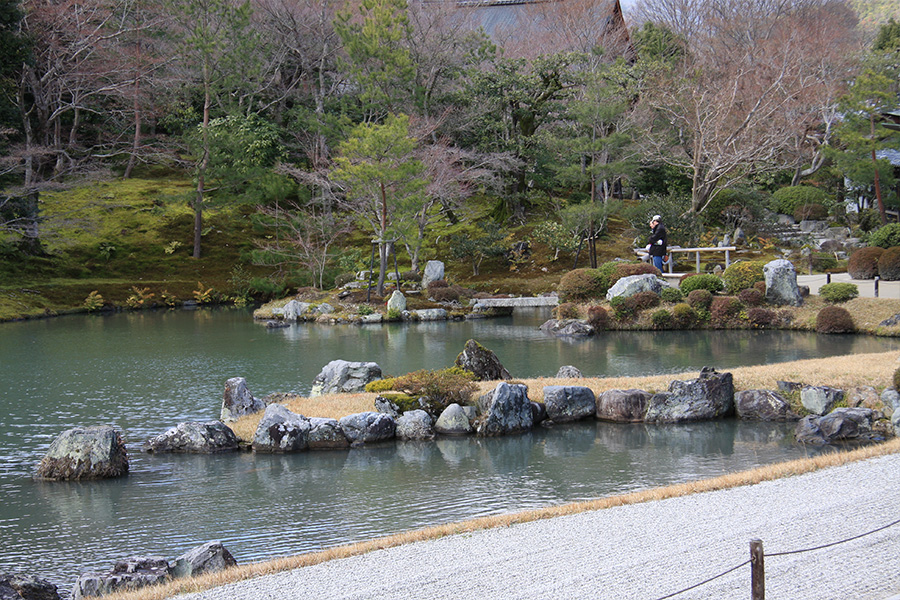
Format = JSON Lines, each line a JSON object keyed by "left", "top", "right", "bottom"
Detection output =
{"left": 109, "top": 438, "right": 900, "bottom": 600}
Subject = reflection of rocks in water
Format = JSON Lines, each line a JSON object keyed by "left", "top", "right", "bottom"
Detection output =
{"left": 732, "top": 421, "right": 797, "bottom": 446}
{"left": 475, "top": 432, "right": 535, "bottom": 475}
{"left": 36, "top": 478, "right": 121, "bottom": 527}
{"left": 342, "top": 445, "right": 397, "bottom": 473}
{"left": 645, "top": 421, "right": 736, "bottom": 456}
{"left": 593, "top": 422, "right": 651, "bottom": 453}
{"left": 396, "top": 440, "right": 437, "bottom": 466}
{"left": 541, "top": 423, "right": 596, "bottom": 458}
{"left": 436, "top": 437, "right": 476, "bottom": 466}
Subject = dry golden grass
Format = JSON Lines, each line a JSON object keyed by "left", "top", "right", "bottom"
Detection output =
{"left": 231, "top": 351, "right": 900, "bottom": 441}
{"left": 109, "top": 438, "right": 900, "bottom": 600}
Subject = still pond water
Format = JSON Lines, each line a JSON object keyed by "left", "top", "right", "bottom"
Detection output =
{"left": 1, "top": 307, "right": 897, "bottom": 589}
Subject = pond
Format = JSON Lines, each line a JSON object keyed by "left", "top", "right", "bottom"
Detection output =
{"left": 1, "top": 308, "right": 896, "bottom": 589}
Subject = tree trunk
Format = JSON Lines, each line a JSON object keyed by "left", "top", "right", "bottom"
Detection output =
{"left": 194, "top": 63, "right": 212, "bottom": 259}
{"left": 871, "top": 116, "right": 887, "bottom": 225}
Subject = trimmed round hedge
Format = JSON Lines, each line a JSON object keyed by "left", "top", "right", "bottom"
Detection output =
{"left": 847, "top": 247, "right": 884, "bottom": 280}
{"left": 815, "top": 306, "right": 855, "bottom": 333}
{"left": 559, "top": 268, "right": 605, "bottom": 301}
{"left": 878, "top": 247, "right": 900, "bottom": 281}
{"left": 722, "top": 261, "right": 765, "bottom": 294}
{"left": 680, "top": 273, "right": 725, "bottom": 295}
{"left": 818, "top": 282, "right": 859, "bottom": 303}
{"left": 869, "top": 223, "right": 900, "bottom": 249}
{"left": 771, "top": 185, "right": 830, "bottom": 216}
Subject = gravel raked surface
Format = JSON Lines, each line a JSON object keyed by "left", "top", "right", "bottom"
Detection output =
{"left": 176, "top": 453, "right": 900, "bottom": 600}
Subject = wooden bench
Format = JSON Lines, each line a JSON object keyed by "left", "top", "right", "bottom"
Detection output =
{"left": 637, "top": 246, "right": 737, "bottom": 274}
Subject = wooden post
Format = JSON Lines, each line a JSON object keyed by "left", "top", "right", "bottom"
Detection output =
{"left": 695, "top": 251, "right": 701, "bottom": 273}
{"left": 875, "top": 277, "right": 880, "bottom": 298}
{"left": 750, "top": 539, "right": 765, "bottom": 600}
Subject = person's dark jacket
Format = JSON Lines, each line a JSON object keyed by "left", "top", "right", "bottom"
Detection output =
{"left": 648, "top": 222, "right": 668, "bottom": 257}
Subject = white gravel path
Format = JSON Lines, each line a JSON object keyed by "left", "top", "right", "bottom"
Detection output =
{"left": 178, "top": 454, "right": 900, "bottom": 600}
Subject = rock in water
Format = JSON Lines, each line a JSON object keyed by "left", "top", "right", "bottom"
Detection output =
{"left": 145, "top": 421, "right": 239, "bottom": 453}
{"left": 542, "top": 386, "right": 596, "bottom": 423}
{"left": 221, "top": 377, "right": 265, "bottom": 422}
{"left": 0, "top": 575, "right": 59, "bottom": 600}
{"left": 476, "top": 382, "right": 533, "bottom": 436}
{"left": 455, "top": 339, "right": 511, "bottom": 381}
{"left": 172, "top": 541, "right": 237, "bottom": 578}
{"left": 309, "top": 360, "right": 382, "bottom": 396}
{"left": 35, "top": 426, "right": 128, "bottom": 481}
{"left": 251, "top": 404, "right": 310, "bottom": 453}
{"left": 73, "top": 557, "right": 170, "bottom": 600}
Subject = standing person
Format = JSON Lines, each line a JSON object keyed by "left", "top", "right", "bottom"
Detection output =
{"left": 646, "top": 214, "right": 667, "bottom": 272}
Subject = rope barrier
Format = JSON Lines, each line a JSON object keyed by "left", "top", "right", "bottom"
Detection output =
{"left": 650, "top": 516, "right": 900, "bottom": 600}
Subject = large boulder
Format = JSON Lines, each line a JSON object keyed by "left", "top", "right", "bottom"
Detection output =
{"left": 309, "top": 360, "right": 382, "bottom": 396}
{"left": 171, "top": 541, "right": 237, "bottom": 579}
{"left": 307, "top": 418, "right": 349, "bottom": 449}
{"left": 251, "top": 404, "right": 310, "bottom": 453}
{"left": 596, "top": 389, "right": 651, "bottom": 423}
{"left": 273, "top": 299, "right": 311, "bottom": 321}
{"left": 339, "top": 412, "right": 396, "bottom": 445}
{"left": 645, "top": 368, "right": 734, "bottom": 423}
{"left": 542, "top": 386, "right": 596, "bottom": 423}
{"left": 145, "top": 421, "right": 239, "bottom": 453}
{"left": 795, "top": 408, "right": 880, "bottom": 445}
{"left": 455, "top": 339, "right": 511, "bottom": 381}
{"left": 434, "top": 403, "right": 474, "bottom": 435}
{"left": 846, "top": 386, "right": 881, "bottom": 410}
{"left": 882, "top": 389, "right": 900, "bottom": 412}
{"left": 386, "top": 290, "right": 406, "bottom": 313}
{"left": 555, "top": 365, "right": 583, "bottom": 378}
{"left": 221, "top": 377, "right": 265, "bottom": 423}
{"left": 538, "top": 319, "right": 594, "bottom": 337}
{"left": 412, "top": 308, "right": 448, "bottom": 321}
{"left": 606, "top": 274, "right": 664, "bottom": 301}
{"left": 0, "top": 575, "right": 58, "bottom": 600}
{"left": 476, "top": 382, "right": 533, "bottom": 436}
{"left": 735, "top": 390, "right": 799, "bottom": 421}
{"left": 35, "top": 426, "right": 128, "bottom": 481}
{"left": 422, "top": 260, "right": 445, "bottom": 288}
{"left": 73, "top": 557, "right": 171, "bottom": 600}
{"left": 764, "top": 259, "right": 803, "bottom": 307}
{"left": 800, "top": 385, "right": 844, "bottom": 416}
{"left": 395, "top": 410, "right": 435, "bottom": 440}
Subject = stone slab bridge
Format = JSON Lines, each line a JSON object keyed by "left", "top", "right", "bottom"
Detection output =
{"left": 473, "top": 296, "right": 560, "bottom": 308}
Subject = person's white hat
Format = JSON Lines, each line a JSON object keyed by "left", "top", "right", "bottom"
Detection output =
{"left": 650, "top": 215, "right": 661, "bottom": 223}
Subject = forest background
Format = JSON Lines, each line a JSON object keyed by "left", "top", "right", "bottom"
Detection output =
{"left": 0, "top": 0, "right": 899, "bottom": 319}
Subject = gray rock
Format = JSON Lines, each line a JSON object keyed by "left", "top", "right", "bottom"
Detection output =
{"left": 606, "top": 274, "right": 664, "bottom": 301}
{"left": 221, "top": 377, "right": 265, "bottom": 423}
{"left": 476, "top": 382, "right": 533, "bottom": 436}
{"left": 555, "top": 365, "right": 583, "bottom": 378}
{"left": 422, "top": 260, "right": 445, "bottom": 288}
{"left": 315, "top": 303, "right": 335, "bottom": 314}
{"left": 733, "top": 227, "right": 746, "bottom": 245}
{"left": 273, "top": 299, "right": 310, "bottom": 321}
{"left": 395, "top": 410, "right": 435, "bottom": 440}
{"left": 307, "top": 417, "right": 349, "bottom": 449}
{"left": 893, "top": 408, "right": 900, "bottom": 436}
{"left": 435, "top": 403, "right": 474, "bottom": 435}
{"left": 542, "top": 386, "right": 596, "bottom": 423}
{"left": 645, "top": 367, "right": 734, "bottom": 423}
{"left": 795, "top": 408, "right": 880, "bottom": 445}
{"left": 0, "top": 575, "right": 58, "bottom": 600}
{"left": 882, "top": 389, "right": 900, "bottom": 412}
{"left": 799, "top": 220, "right": 829, "bottom": 233}
{"left": 172, "top": 541, "right": 237, "bottom": 579}
{"left": 531, "top": 401, "right": 548, "bottom": 425}
{"left": 35, "top": 426, "right": 128, "bottom": 481}
{"left": 251, "top": 404, "right": 310, "bottom": 453}
{"left": 764, "top": 259, "right": 803, "bottom": 307}
{"left": 596, "top": 389, "right": 651, "bottom": 423}
{"left": 800, "top": 385, "right": 844, "bottom": 416}
{"left": 538, "top": 319, "right": 594, "bottom": 337}
{"left": 735, "top": 390, "right": 799, "bottom": 421}
{"left": 358, "top": 313, "right": 383, "bottom": 324}
{"left": 73, "top": 557, "right": 171, "bottom": 600}
{"left": 310, "top": 360, "right": 382, "bottom": 396}
{"left": 339, "top": 412, "right": 396, "bottom": 445}
{"left": 824, "top": 227, "right": 851, "bottom": 240}
{"left": 776, "top": 380, "right": 804, "bottom": 394}
{"left": 846, "top": 386, "right": 881, "bottom": 409}
{"left": 455, "top": 339, "right": 512, "bottom": 381}
{"left": 374, "top": 396, "right": 401, "bottom": 418}
{"left": 413, "top": 308, "right": 448, "bottom": 321}
{"left": 386, "top": 290, "right": 406, "bottom": 313}
{"left": 145, "top": 421, "right": 239, "bottom": 453}
{"left": 879, "top": 314, "right": 900, "bottom": 328}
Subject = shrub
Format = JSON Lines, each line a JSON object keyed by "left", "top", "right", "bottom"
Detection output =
{"left": 587, "top": 305, "right": 609, "bottom": 330}
{"left": 894, "top": 366, "right": 900, "bottom": 391}
{"left": 391, "top": 367, "right": 478, "bottom": 416}
{"left": 611, "top": 262, "right": 661, "bottom": 285}
{"left": 333, "top": 272, "right": 357, "bottom": 288}
{"left": 818, "top": 282, "right": 859, "bottom": 303}
{"left": 671, "top": 303, "right": 699, "bottom": 328}
{"left": 431, "top": 286, "right": 462, "bottom": 302}
{"left": 386, "top": 308, "right": 402, "bottom": 320}
{"left": 660, "top": 286, "right": 684, "bottom": 303}
{"left": 680, "top": 273, "right": 725, "bottom": 294}
{"left": 815, "top": 306, "right": 855, "bottom": 333}
{"left": 847, "top": 247, "right": 884, "bottom": 279}
{"left": 365, "top": 377, "right": 400, "bottom": 393}
{"left": 878, "top": 247, "right": 900, "bottom": 281}
{"left": 400, "top": 270, "right": 419, "bottom": 282}
{"left": 793, "top": 203, "right": 827, "bottom": 221}
{"left": 722, "top": 261, "right": 765, "bottom": 294}
{"left": 427, "top": 279, "right": 450, "bottom": 294}
{"left": 126, "top": 286, "right": 155, "bottom": 309}
{"left": 83, "top": 290, "right": 104, "bottom": 312}
{"left": 869, "top": 223, "right": 900, "bottom": 249}
{"left": 753, "top": 281, "right": 766, "bottom": 294}
{"left": 771, "top": 185, "right": 830, "bottom": 215}
{"left": 596, "top": 261, "right": 621, "bottom": 291}
{"left": 558, "top": 268, "right": 606, "bottom": 301}
{"left": 738, "top": 288, "right": 764, "bottom": 306}
{"left": 747, "top": 307, "right": 776, "bottom": 327}
{"left": 554, "top": 302, "right": 580, "bottom": 319}
{"left": 686, "top": 288, "right": 713, "bottom": 310}
{"left": 628, "top": 291, "right": 661, "bottom": 311}
{"left": 651, "top": 309, "right": 672, "bottom": 329}
{"left": 193, "top": 282, "right": 214, "bottom": 304}
{"left": 710, "top": 296, "right": 743, "bottom": 328}
{"left": 609, "top": 296, "right": 633, "bottom": 320}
